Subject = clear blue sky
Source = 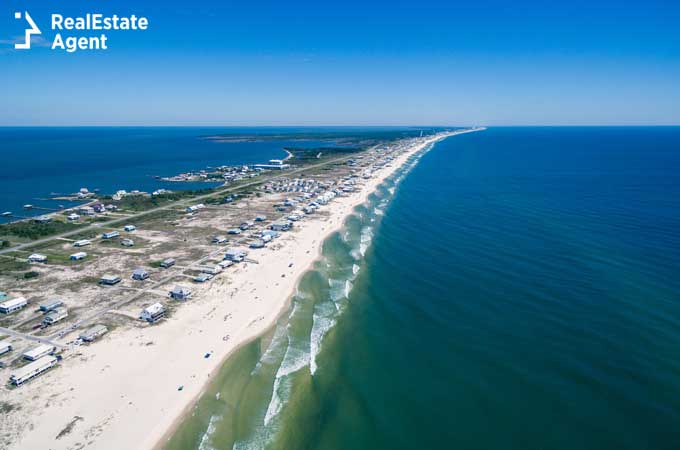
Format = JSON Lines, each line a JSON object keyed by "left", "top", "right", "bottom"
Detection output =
{"left": 1, "top": 0, "right": 678, "bottom": 125}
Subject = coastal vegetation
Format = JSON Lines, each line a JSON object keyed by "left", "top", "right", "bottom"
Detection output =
{"left": 285, "top": 146, "right": 362, "bottom": 161}
{"left": 0, "top": 220, "right": 82, "bottom": 240}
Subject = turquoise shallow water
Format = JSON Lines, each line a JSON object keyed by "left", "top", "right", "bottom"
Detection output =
{"left": 166, "top": 127, "right": 680, "bottom": 450}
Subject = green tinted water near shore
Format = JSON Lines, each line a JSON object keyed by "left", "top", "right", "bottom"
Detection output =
{"left": 164, "top": 143, "right": 424, "bottom": 450}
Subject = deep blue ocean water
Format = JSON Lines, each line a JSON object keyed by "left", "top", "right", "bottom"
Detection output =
{"left": 165, "top": 127, "right": 680, "bottom": 450}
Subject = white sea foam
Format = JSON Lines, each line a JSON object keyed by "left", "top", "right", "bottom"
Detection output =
{"left": 252, "top": 323, "right": 288, "bottom": 374}
{"left": 263, "top": 335, "right": 309, "bottom": 425}
{"left": 197, "top": 414, "right": 221, "bottom": 450}
{"left": 352, "top": 264, "right": 361, "bottom": 277}
{"left": 359, "top": 226, "right": 373, "bottom": 256}
{"left": 310, "top": 301, "right": 337, "bottom": 375}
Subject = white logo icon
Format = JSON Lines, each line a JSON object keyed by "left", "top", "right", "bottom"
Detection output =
{"left": 14, "top": 11, "right": 42, "bottom": 49}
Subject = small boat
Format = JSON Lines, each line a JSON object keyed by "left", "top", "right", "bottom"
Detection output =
{"left": 1, "top": 212, "right": 11, "bottom": 217}
{"left": 23, "top": 204, "right": 34, "bottom": 209}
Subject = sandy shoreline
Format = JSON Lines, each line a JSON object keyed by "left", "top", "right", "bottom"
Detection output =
{"left": 1, "top": 130, "right": 477, "bottom": 450}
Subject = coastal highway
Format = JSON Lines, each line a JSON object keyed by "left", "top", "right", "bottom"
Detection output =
{"left": 0, "top": 149, "right": 381, "bottom": 257}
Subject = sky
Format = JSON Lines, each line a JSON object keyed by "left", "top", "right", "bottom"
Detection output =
{"left": 0, "top": 0, "right": 679, "bottom": 126}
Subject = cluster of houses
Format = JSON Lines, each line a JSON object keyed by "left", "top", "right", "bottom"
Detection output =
{"left": 263, "top": 177, "right": 329, "bottom": 194}
{"left": 1, "top": 148, "right": 382, "bottom": 387}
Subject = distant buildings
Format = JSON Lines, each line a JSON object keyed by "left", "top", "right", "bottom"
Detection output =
{"left": 270, "top": 221, "right": 293, "bottom": 232}
{"left": 224, "top": 249, "right": 247, "bottom": 262}
{"left": 42, "top": 308, "right": 68, "bottom": 326}
{"left": 121, "top": 238, "right": 135, "bottom": 247}
{"left": 170, "top": 285, "right": 192, "bottom": 301}
{"left": 70, "top": 251, "right": 87, "bottom": 260}
{"left": 0, "top": 297, "right": 28, "bottom": 314}
{"left": 102, "top": 231, "right": 120, "bottom": 239}
{"left": 28, "top": 253, "right": 47, "bottom": 263}
{"left": 73, "top": 239, "right": 91, "bottom": 247}
{"left": 39, "top": 299, "right": 63, "bottom": 313}
{"left": 79, "top": 324, "right": 108, "bottom": 342}
{"left": 22, "top": 344, "right": 55, "bottom": 361}
{"left": 100, "top": 274, "right": 121, "bottom": 285}
{"left": 0, "top": 340, "right": 12, "bottom": 356}
{"left": 124, "top": 224, "right": 136, "bottom": 232}
{"left": 132, "top": 268, "right": 149, "bottom": 281}
{"left": 160, "top": 258, "right": 176, "bottom": 269}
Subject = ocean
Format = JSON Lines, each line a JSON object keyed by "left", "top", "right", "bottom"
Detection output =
{"left": 166, "top": 127, "right": 680, "bottom": 450}
{"left": 0, "top": 127, "right": 331, "bottom": 222}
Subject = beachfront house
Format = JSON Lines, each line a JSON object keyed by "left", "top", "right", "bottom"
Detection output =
{"left": 79, "top": 324, "right": 108, "bottom": 342}
{"left": 255, "top": 215, "right": 267, "bottom": 222}
{"left": 160, "top": 258, "right": 176, "bottom": 269}
{"left": 102, "top": 231, "right": 120, "bottom": 239}
{"left": 42, "top": 308, "right": 68, "bottom": 326}
{"left": 0, "top": 341, "right": 12, "bottom": 356}
{"left": 140, "top": 303, "right": 166, "bottom": 323}
{"left": 249, "top": 239, "right": 266, "bottom": 249}
{"left": 0, "top": 297, "right": 28, "bottom": 314}
{"left": 224, "top": 249, "right": 247, "bottom": 262}
{"left": 227, "top": 228, "right": 241, "bottom": 235}
{"left": 124, "top": 224, "right": 136, "bottom": 232}
{"left": 100, "top": 274, "right": 121, "bottom": 285}
{"left": 201, "top": 265, "right": 223, "bottom": 276}
{"left": 73, "top": 239, "right": 91, "bottom": 247}
{"left": 22, "top": 344, "right": 55, "bottom": 361}
{"left": 67, "top": 213, "right": 80, "bottom": 221}
{"left": 262, "top": 230, "right": 280, "bottom": 239}
{"left": 70, "top": 252, "right": 87, "bottom": 261}
{"left": 10, "top": 355, "right": 58, "bottom": 386}
{"left": 212, "top": 236, "right": 228, "bottom": 244}
{"left": 39, "top": 299, "right": 64, "bottom": 313}
{"left": 217, "top": 260, "right": 234, "bottom": 269}
{"left": 28, "top": 253, "right": 47, "bottom": 263}
{"left": 34, "top": 216, "right": 52, "bottom": 224}
{"left": 132, "top": 268, "right": 149, "bottom": 281}
{"left": 193, "top": 273, "right": 213, "bottom": 283}
{"left": 170, "top": 285, "right": 192, "bottom": 301}
{"left": 270, "top": 221, "right": 292, "bottom": 232}
{"left": 121, "top": 238, "right": 135, "bottom": 247}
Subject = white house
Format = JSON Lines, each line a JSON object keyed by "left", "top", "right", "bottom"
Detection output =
{"left": 0, "top": 297, "right": 28, "bottom": 314}
{"left": 28, "top": 253, "right": 47, "bottom": 263}
{"left": 70, "top": 252, "right": 87, "bottom": 261}
{"left": 10, "top": 356, "right": 58, "bottom": 386}
{"left": 0, "top": 341, "right": 12, "bottom": 356}
{"left": 73, "top": 239, "right": 91, "bottom": 247}
{"left": 123, "top": 224, "right": 136, "bottom": 232}
{"left": 22, "top": 344, "right": 55, "bottom": 361}
{"left": 140, "top": 303, "right": 165, "bottom": 323}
